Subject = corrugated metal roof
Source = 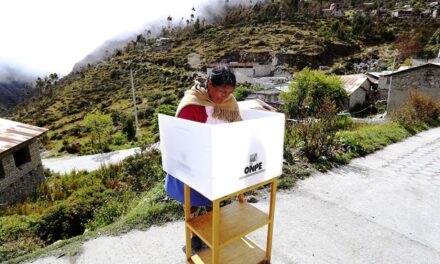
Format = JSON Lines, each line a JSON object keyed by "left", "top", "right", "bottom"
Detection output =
{"left": 238, "top": 99, "right": 278, "bottom": 112}
{"left": 0, "top": 118, "right": 47, "bottom": 155}
{"left": 339, "top": 74, "right": 369, "bottom": 95}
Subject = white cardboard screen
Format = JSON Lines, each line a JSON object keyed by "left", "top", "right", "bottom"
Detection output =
{"left": 159, "top": 109, "right": 285, "bottom": 200}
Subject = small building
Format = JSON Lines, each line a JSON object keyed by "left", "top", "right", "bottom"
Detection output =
{"left": 0, "top": 118, "right": 47, "bottom": 205}
{"left": 385, "top": 63, "right": 440, "bottom": 112}
{"left": 245, "top": 86, "right": 288, "bottom": 108}
{"left": 366, "top": 70, "right": 393, "bottom": 100}
{"left": 322, "top": 2, "right": 344, "bottom": 17}
{"left": 391, "top": 9, "right": 413, "bottom": 18}
{"left": 339, "top": 74, "right": 371, "bottom": 111}
{"left": 206, "top": 62, "right": 271, "bottom": 83}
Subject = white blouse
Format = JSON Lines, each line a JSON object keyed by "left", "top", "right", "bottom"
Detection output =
{"left": 205, "top": 106, "right": 227, "bottom": 124}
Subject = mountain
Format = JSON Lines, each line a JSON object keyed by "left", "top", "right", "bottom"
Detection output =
{"left": 0, "top": 67, "right": 35, "bottom": 116}
{"left": 8, "top": 1, "right": 440, "bottom": 154}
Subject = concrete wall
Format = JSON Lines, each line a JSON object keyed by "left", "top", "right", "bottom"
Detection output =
{"left": 388, "top": 65, "right": 440, "bottom": 112}
{"left": 254, "top": 65, "right": 271, "bottom": 77}
{"left": 0, "top": 139, "right": 45, "bottom": 204}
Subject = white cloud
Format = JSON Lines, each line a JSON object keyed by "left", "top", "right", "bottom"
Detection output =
{"left": 0, "top": 0, "right": 205, "bottom": 76}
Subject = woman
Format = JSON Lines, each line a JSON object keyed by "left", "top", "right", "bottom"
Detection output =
{"left": 164, "top": 65, "right": 241, "bottom": 252}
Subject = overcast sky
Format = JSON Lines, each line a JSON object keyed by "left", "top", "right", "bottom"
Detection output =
{"left": 0, "top": 0, "right": 208, "bottom": 77}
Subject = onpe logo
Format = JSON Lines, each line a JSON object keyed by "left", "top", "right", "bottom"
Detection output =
{"left": 250, "top": 153, "right": 258, "bottom": 164}
{"left": 244, "top": 153, "right": 263, "bottom": 174}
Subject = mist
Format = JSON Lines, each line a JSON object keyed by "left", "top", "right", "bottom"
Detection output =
{"left": 72, "top": 0, "right": 259, "bottom": 72}
{"left": 0, "top": 0, "right": 262, "bottom": 81}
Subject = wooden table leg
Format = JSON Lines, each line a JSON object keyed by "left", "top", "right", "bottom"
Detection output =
{"left": 238, "top": 193, "right": 245, "bottom": 203}
{"left": 266, "top": 178, "right": 278, "bottom": 263}
{"left": 212, "top": 199, "right": 220, "bottom": 264}
{"left": 184, "top": 184, "right": 192, "bottom": 262}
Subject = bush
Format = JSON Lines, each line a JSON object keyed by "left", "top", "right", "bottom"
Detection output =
{"left": 391, "top": 89, "right": 440, "bottom": 133}
{"left": 112, "top": 131, "right": 128, "bottom": 146}
{"left": 120, "top": 150, "right": 164, "bottom": 193}
{"left": 86, "top": 200, "right": 125, "bottom": 230}
{"left": 281, "top": 68, "right": 348, "bottom": 118}
{"left": 233, "top": 85, "right": 249, "bottom": 101}
{"left": 287, "top": 98, "right": 341, "bottom": 162}
{"left": 0, "top": 215, "right": 43, "bottom": 261}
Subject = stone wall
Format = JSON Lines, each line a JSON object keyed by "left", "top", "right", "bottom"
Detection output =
{"left": 0, "top": 139, "right": 45, "bottom": 205}
{"left": 388, "top": 65, "right": 440, "bottom": 112}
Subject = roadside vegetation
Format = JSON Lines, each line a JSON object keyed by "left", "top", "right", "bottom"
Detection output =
{"left": 2, "top": 0, "right": 440, "bottom": 262}
{"left": 3, "top": 65, "right": 440, "bottom": 263}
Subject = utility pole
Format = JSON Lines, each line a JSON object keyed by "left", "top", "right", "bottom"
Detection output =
{"left": 130, "top": 69, "right": 140, "bottom": 139}
{"left": 385, "top": 50, "right": 398, "bottom": 116}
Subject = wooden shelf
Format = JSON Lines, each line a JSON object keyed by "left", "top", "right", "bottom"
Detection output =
{"left": 190, "top": 237, "right": 266, "bottom": 264}
{"left": 187, "top": 202, "right": 269, "bottom": 248}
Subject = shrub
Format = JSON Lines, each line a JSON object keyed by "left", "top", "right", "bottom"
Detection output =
{"left": 120, "top": 150, "right": 164, "bottom": 193}
{"left": 86, "top": 200, "right": 125, "bottom": 230}
{"left": 0, "top": 215, "right": 43, "bottom": 261}
{"left": 391, "top": 89, "right": 440, "bottom": 133}
{"left": 281, "top": 68, "right": 348, "bottom": 118}
{"left": 233, "top": 85, "right": 249, "bottom": 101}
{"left": 287, "top": 98, "right": 341, "bottom": 162}
{"left": 112, "top": 131, "right": 128, "bottom": 146}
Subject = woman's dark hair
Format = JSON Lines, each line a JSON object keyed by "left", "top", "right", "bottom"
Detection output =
{"left": 209, "top": 65, "right": 236, "bottom": 87}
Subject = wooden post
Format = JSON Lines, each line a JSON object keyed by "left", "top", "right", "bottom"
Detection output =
{"left": 184, "top": 184, "right": 192, "bottom": 261}
{"left": 212, "top": 199, "right": 221, "bottom": 264}
{"left": 266, "top": 178, "right": 278, "bottom": 263}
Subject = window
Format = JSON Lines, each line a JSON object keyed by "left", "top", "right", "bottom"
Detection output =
{"left": 0, "top": 159, "right": 5, "bottom": 180}
{"left": 13, "top": 146, "right": 31, "bottom": 167}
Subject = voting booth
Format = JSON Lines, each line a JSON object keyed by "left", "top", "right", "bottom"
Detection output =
{"left": 159, "top": 109, "right": 285, "bottom": 264}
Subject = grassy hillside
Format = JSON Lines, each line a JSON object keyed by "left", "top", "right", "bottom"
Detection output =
{"left": 8, "top": 2, "right": 440, "bottom": 155}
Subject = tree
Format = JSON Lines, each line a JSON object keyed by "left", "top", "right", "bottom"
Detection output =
{"left": 150, "top": 104, "right": 176, "bottom": 139}
{"left": 281, "top": 68, "right": 348, "bottom": 118}
{"left": 83, "top": 112, "right": 113, "bottom": 152}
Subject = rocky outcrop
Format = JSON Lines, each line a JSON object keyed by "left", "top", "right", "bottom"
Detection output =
{"left": 214, "top": 41, "right": 359, "bottom": 69}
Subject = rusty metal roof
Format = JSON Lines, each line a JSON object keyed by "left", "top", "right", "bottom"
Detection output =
{"left": 0, "top": 118, "right": 47, "bottom": 155}
{"left": 339, "top": 74, "right": 369, "bottom": 95}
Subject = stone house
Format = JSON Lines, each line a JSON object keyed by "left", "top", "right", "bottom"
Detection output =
{"left": 385, "top": 63, "right": 440, "bottom": 112}
{"left": 0, "top": 118, "right": 47, "bottom": 205}
{"left": 245, "top": 87, "right": 287, "bottom": 108}
{"left": 339, "top": 74, "right": 371, "bottom": 111}
{"left": 391, "top": 9, "right": 413, "bottom": 18}
{"left": 206, "top": 62, "right": 271, "bottom": 83}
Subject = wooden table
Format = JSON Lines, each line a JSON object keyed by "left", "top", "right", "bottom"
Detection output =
{"left": 184, "top": 177, "right": 278, "bottom": 264}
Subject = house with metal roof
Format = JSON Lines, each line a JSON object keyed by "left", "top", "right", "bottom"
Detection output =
{"left": 0, "top": 118, "right": 47, "bottom": 205}
{"left": 339, "top": 74, "right": 371, "bottom": 111}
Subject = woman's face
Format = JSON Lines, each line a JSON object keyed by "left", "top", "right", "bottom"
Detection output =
{"left": 207, "top": 81, "right": 235, "bottom": 104}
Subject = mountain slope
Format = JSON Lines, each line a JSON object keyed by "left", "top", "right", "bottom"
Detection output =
{"left": 8, "top": 2, "right": 440, "bottom": 153}
{"left": 0, "top": 81, "right": 33, "bottom": 116}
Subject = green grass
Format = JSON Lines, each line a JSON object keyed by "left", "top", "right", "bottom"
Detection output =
{"left": 337, "top": 121, "right": 411, "bottom": 158}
